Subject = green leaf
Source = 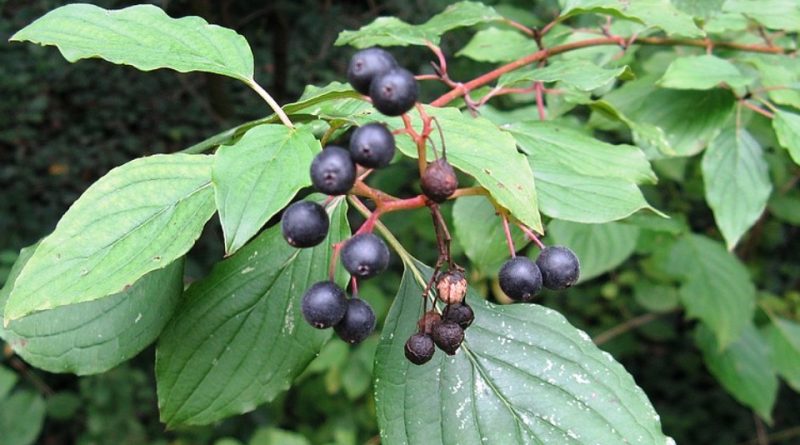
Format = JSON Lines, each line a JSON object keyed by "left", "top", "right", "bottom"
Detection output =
{"left": 723, "top": 0, "right": 800, "bottom": 31}
{"left": 696, "top": 324, "right": 777, "bottom": 422}
{"left": 249, "top": 428, "right": 311, "bottom": 445}
{"left": 768, "top": 192, "right": 800, "bottom": 225}
{"left": 395, "top": 107, "right": 542, "bottom": 232}
{"left": 773, "top": 109, "right": 800, "bottom": 165}
{"left": 0, "top": 390, "right": 45, "bottom": 445}
{"left": 666, "top": 234, "right": 755, "bottom": 348}
{"left": 213, "top": 125, "right": 321, "bottom": 254}
{"left": 0, "top": 244, "right": 184, "bottom": 375}
{"left": 506, "top": 121, "right": 659, "bottom": 223}
{"left": 702, "top": 128, "right": 772, "bottom": 249}
{"left": 283, "top": 82, "right": 363, "bottom": 115}
{"left": 673, "top": 0, "right": 727, "bottom": 19}
{"left": 546, "top": 220, "right": 640, "bottom": 282}
{"left": 602, "top": 77, "right": 735, "bottom": 156}
{"left": 560, "top": 0, "right": 704, "bottom": 37}
{"left": 0, "top": 367, "right": 16, "bottom": 401}
{"left": 335, "top": 1, "right": 502, "bottom": 48}
{"left": 156, "top": 197, "right": 349, "bottom": 427}
{"left": 10, "top": 4, "right": 253, "bottom": 81}
{"left": 46, "top": 392, "right": 82, "bottom": 420}
{"left": 375, "top": 261, "right": 669, "bottom": 444}
{"left": 498, "top": 60, "right": 634, "bottom": 92}
{"left": 763, "top": 317, "right": 800, "bottom": 392}
{"left": 658, "top": 55, "right": 753, "bottom": 90}
{"left": 633, "top": 282, "right": 680, "bottom": 313}
{"left": 3, "top": 154, "right": 214, "bottom": 322}
{"left": 457, "top": 28, "right": 538, "bottom": 63}
{"left": 747, "top": 57, "right": 800, "bottom": 109}
{"left": 452, "top": 196, "right": 528, "bottom": 276}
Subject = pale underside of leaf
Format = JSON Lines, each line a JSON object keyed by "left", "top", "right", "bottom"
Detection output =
{"left": 0, "top": 243, "right": 184, "bottom": 375}
{"left": 4, "top": 154, "right": 216, "bottom": 322}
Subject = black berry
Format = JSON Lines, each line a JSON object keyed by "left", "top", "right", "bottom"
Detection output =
{"left": 498, "top": 257, "right": 542, "bottom": 302}
{"left": 443, "top": 302, "right": 474, "bottom": 329}
{"left": 436, "top": 270, "right": 467, "bottom": 304}
{"left": 417, "top": 310, "right": 442, "bottom": 335}
{"left": 432, "top": 321, "right": 464, "bottom": 355}
{"left": 349, "top": 123, "right": 396, "bottom": 168}
{"left": 301, "top": 281, "right": 347, "bottom": 329}
{"left": 281, "top": 201, "right": 329, "bottom": 248}
{"left": 347, "top": 48, "right": 398, "bottom": 95}
{"left": 310, "top": 146, "right": 356, "bottom": 195}
{"left": 341, "top": 233, "right": 390, "bottom": 279}
{"left": 536, "top": 246, "right": 580, "bottom": 290}
{"left": 405, "top": 333, "right": 435, "bottom": 365}
{"left": 370, "top": 68, "right": 418, "bottom": 116}
{"left": 334, "top": 298, "right": 376, "bottom": 344}
{"left": 420, "top": 159, "right": 458, "bottom": 203}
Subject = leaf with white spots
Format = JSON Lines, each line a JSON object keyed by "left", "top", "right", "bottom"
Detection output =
{"left": 155, "top": 196, "right": 349, "bottom": 427}
{"left": 374, "top": 260, "right": 669, "bottom": 445}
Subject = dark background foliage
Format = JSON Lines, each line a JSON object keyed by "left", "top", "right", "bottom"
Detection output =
{"left": 1, "top": 1, "right": 798, "bottom": 444}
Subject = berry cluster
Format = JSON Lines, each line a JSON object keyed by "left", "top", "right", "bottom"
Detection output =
{"left": 281, "top": 46, "right": 581, "bottom": 358}
{"left": 280, "top": 48, "right": 420, "bottom": 345}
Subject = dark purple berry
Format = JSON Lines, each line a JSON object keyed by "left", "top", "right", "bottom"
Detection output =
{"left": 405, "top": 333, "right": 435, "bottom": 365}
{"left": 281, "top": 201, "right": 329, "bottom": 248}
{"left": 310, "top": 146, "right": 356, "bottom": 195}
{"left": 498, "top": 257, "right": 542, "bottom": 302}
{"left": 536, "top": 246, "right": 580, "bottom": 290}
{"left": 334, "top": 298, "right": 376, "bottom": 344}
{"left": 432, "top": 321, "right": 464, "bottom": 355}
{"left": 349, "top": 123, "right": 396, "bottom": 168}
{"left": 420, "top": 159, "right": 458, "bottom": 203}
{"left": 370, "top": 68, "right": 418, "bottom": 116}
{"left": 443, "top": 302, "right": 474, "bottom": 329}
{"left": 301, "top": 281, "right": 347, "bottom": 329}
{"left": 341, "top": 233, "right": 390, "bottom": 279}
{"left": 347, "top": 48, "right": 398, "bottom": 95}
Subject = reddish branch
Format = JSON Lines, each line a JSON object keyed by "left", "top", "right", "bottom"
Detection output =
{"left": 430, "top": 36, "right": 791, "bottom": 107}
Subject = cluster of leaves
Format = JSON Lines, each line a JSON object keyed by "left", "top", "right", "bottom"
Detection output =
{"left": 1, "top": 0, "right": 800, "bottom": 444}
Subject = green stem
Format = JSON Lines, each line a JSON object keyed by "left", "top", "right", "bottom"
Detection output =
{"left": 244, "top": 78, "right": 294, "bottom": 128}
{"left": 346, "top": 196, "right": 429, "bottom": 290}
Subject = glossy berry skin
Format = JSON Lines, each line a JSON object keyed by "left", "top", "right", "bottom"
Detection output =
{"left": 443, "top": 302, "right": 474, "bottom": 329}
{"left": 498, "top": 257, "right": 542, "bottom": 302}
{"left": 370, "top": 68, "right": 418, "bottom": 116}
{"left": 341, "top": 233, "right": 390, "bottom": 279}
{"left": 347, "top": 48, "right": 398, "bottom": 95}
{"left": 421, "top": 159, "right": 458, "bottom": 203}
{"left": 334, "top": 298, "right": 376, "bottom": 344}
{"left": 405, "top": 333, "right": 435, "bottom": 365}
{"left": 310, "top": 146, "right": 356, "bottom": 195}
{"left": 281, "top": 201, "right": 329, "bottom": 248}
{"left": 301, "top": 281, "right": 347, "bottom": 329}
{"left": 349, "top": 123, "right": 396, "bottom": 168}
{"left": 432, "top": 321, "right": 464, "bottom": 355}
{"left": 536, "top": 246, "right": 580, "bottom": 290}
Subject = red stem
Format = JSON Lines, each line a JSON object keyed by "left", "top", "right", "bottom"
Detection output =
{"left": 741, "top": 100, "right": 775, "bottom": 119}
{"left": 518, "top": 223, "right": 546, "bottom": 250}
{"left": 501, "top": 213, "right": 516, "bottom": 257}
{"left": 329, "top": 242, "right": 343, "bottom": 281}
{"left": 430, "top": 36, "right": 790, "bottom": 107}
{"left": 534, "top": 82, "right": 546, "bottom": 120}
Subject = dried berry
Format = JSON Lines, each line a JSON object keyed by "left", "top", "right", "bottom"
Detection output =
{"left": 432, "top": 320, "right": 464, "bottom": 355}
{"left": 404, "top": 332, "right": 435, "bottom": 365}
{"left": 443, "top": 302, "right": 474, "bottom": 329}
{"left": 420, "top": 159, "right": 458, "bottom": 203}
{"left": 436, "top": 270, "right": 467, "bottom": 304}
{"left": 417, "top": 310, "right": 442, "bottom": 335}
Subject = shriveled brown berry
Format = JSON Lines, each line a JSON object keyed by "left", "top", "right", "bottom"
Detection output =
{"left": 432, "top": 321, "right": 464, "bottom": 355}
{"left": 417, "top": 310, "right": 442, "bottom": 335}
{"left": 420, "top": 159, "right": 457, "bottom": 203}
{"left": 443, "top": 302, "right": 474, "bottom": 329}
{"left": 404, "top": 333, "right": 435, "bottom": 365}
{"left": 436, "top": 270, "right": 467, "bottom": 304}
